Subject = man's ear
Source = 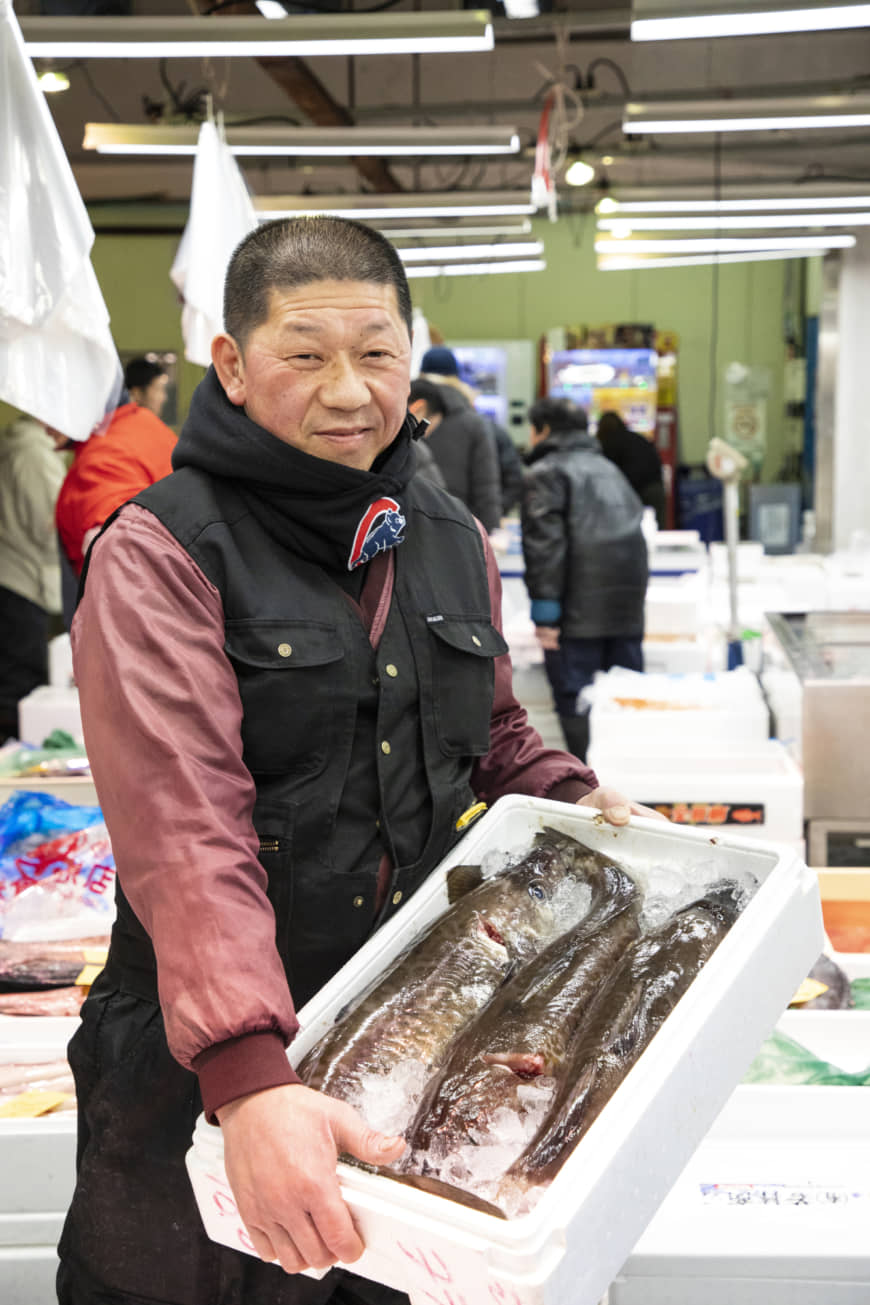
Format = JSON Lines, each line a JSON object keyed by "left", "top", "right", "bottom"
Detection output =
{"left": 212, "top": 333, "right": 246, "bottom": 406}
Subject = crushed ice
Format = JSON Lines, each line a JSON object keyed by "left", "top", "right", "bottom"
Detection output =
{"left": 350, "top": 1058, "right": 431, "bottom": 1138}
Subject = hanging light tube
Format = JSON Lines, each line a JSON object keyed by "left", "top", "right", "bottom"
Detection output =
{"left": 254, "top": 192, "right": 538, "bottom": 220}
{"left": 598, "top": 248, "right": 853, "bottom": 269}
{"left": 602, "top": 195, "right": 870, "bottom": 212}
{"left": 83, "top": 123, "right": 520, "bottom": 158}
{"left": 396, "top": 241, "right": 543, "bottom": 262}
{"left": 404, "top": 259, "right": 546, "bottom": 278}
{"left": 623, "top": 93, "right": 870, "bottom": 134}
{"left": 631, "top": 1, "right": 870, "bottom": 41}
{"left": 597, "top": 213, "right": 870, "bottom": 230}
{"left": 374, "top": 221, "right": 533, "bottom": 238}
{"left": 22, "top": 11, "right": 494, "bottom": 58}
{"left": 594, "top": 235, "right": 856, "bottom": 253}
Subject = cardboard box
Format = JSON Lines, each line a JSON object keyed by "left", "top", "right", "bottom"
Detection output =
{"left": 186, "top": 796, "right": 823, "bottom": 1305}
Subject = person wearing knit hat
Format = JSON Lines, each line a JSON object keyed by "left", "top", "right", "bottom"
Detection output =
{"left": 419, "top": 345, "right": 460, "bottom": 377}
{"left": 417, "top": 351, "right": 501, "bottom": 530}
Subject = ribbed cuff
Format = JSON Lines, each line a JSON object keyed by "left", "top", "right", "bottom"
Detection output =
{"left": 530, "top": 598, "right": 562, "bottom": 626}
{"left": 193, "top": 1031, "right": 301, "bottom": 1124}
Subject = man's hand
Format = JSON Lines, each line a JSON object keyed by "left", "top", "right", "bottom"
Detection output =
{"left": 535, "top": 625, "right": 561, "bottom": 651}
{"left": 577, "top": 785, "right": 669, "bottom": 827}
{"left": 216, "top": 1083, "right": 405, "bottom": 1275}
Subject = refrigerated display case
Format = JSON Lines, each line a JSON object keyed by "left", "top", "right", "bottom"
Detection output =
{"left": 764, "top": 612, "right": 870, "bottom": 865}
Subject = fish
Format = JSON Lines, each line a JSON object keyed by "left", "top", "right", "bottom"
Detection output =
{"left": 0, "top": 937, "right": 108, "bottom": 990}
{"left": 0, "top": 986, "right": 86, "bottom": 1016}
{"left": 730, "top": 808, "right": 763, "bottom": 824}
{"left": 297, "top": 829, "right": 617, "bottom": 1129}
{"left": 405, "top": 857, "right": 642, "bottom": 1174}
{"left": 500, "top": 882, "right": 743, "bottom": 1202}
{"left": 0, "top": 1059, "right": 74, "bottom": 1095}
{"left": 792, "top": 953, "right": 853, "bottom": 1010}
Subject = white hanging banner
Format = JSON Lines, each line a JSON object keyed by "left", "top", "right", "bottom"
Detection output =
{"left": 170, "top": 121, "right": 259, "bottom": 368}
{"left": 0, "top": 0, "right": 122, "bottom": 441}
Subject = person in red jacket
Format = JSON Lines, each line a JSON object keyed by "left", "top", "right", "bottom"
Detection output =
{"left": 55, "top": 401, "right": 177, "bottom": 577}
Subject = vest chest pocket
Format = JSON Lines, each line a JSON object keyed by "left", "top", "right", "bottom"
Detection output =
{"left": 425, "top": 617, "right": 509, "bottom": 757}
{"left": 224, "top": 620, "right": 347, "bottom": 776}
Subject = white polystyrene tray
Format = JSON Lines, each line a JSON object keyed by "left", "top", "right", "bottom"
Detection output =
{"left": 186, "top": 794, "right": 823, "bottom": 1305}
{"left": 0, "top": 1032, "right": 77, "bottom": 1217}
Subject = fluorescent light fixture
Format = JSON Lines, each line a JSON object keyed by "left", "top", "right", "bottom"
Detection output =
{"left": 599, "top": 248, "right": 852, "bottom": 269}
{"left": 375, "top": 221, "right": 533, "bottom": 238}
{"left": 623, "top": 94, "right": 870, "bottom": 134}
{"left": 595, "top": 235, "right": 856, "bottom": 253}
{"left": 397, "top": 241, "right": 543, "bottom": 262}
{"left": 404, "top": 259, "right": 546, "bottom": 278}
{"left": 603, "top": 195, "right": 870, "bottom": 211}
{"left": 255, "top": 192, "right": 537, "bottom": 220}
{"left": 83, "top": 123, "right": 520, "bottom": 158}
{"left": 22, "top": 11, "right": 494, "bottom": 58}
{"left": 631, "top": 1, "right": 870, "bottom": 41}
{"left": 38, "top": 69, "right": 70, "bottom": 92}
{"left": 598, "top": 213, "right": 870, "bottom": 230}
{"left": 565, "top": 160, "right": 596, "bottom": 186}
{"left": 255, "top": 0, "right": 288, "bottom": 15}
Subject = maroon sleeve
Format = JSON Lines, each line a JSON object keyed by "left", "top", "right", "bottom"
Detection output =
{"left": 470, "top": 524, "right": 598, "bottom": 805}
{"left": 71, "top": 505, "right": 298, "bottom": 1115}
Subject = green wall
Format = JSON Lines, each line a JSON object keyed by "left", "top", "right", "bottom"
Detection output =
{"left": 412, "top": 213, "right": 791, "bottom": 478}
{"left": 4, "top": 212, "right": 792, "bottom": 479}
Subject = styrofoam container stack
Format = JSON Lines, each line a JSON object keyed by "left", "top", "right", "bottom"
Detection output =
{"left": 16, "top": 686, "right": 83, "bottom": 748}
{"left": 612, "top": 1000, "right": 870, "bottom": 1304}
{"left": 588, "top": 667, "right": 770, "bottom": 753}
{"left": 587, "top": 739, "right": 803, "bottom": 843}
{"left": 642, "top": 627, "right": 725, "bottom": 675}
{"left": 0, "top": 1024, "right": 78, "bottom": 1305}
{"left": 644, "top": 572, "right": 707, "bottom": 638}
{"left": 709, "top": 541, "right": 765, "bottom": 583}
{"left": 647, "top": 530, "right": 708, "bottom": 577}
{"left": 185, "top": 796, "right": 823, "bottom": 1305}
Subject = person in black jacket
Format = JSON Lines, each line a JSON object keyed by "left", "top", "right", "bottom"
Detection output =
{"left": 597, "top": 410, "right": 666, "bottom": 529}
{"left": 521, "top": 397, "right": 649, "bottom": 761}
{"left": 417, "top": 347, "right": 502, "bottom": 531}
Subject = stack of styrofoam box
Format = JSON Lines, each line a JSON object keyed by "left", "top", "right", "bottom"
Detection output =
{"left": 185, "top": 796, "right": 822, "bottom": 1305}
{"left": 0, "top": 1018, "right": 79, "bottom": 1305}
{"left": 707, "top": 550, "right": 830, "bottom": 638}
{"left": 588, "top": 666, "right": 770, "bottom": 755}
{"left": 612, "top": 960, "right": 870, "bottom": 1305}
{"left": 587, "top": 739, "right": 804, "bottom": 845}
{"left": 648, "top": 530, "right": 708, "bottom": 578}
{"left": 16, "top": 686, "right": 83, "bottom": 748}
{"left": 823, "top": 553, "right": 870, "bottom": 611}
{"left": 644, "top": 570, "right": 713, "bottom": 674}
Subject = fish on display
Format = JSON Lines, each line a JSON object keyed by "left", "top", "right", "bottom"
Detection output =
{"left": 500, "top": 881, "right": 744, "bottom": 1203}
{"left": 0, "top": 937, "right": 107, "bottom": 990}
{"left": 0, "top": 986, "right": 86, "bottom": 1017}
{"left": 406, "top": 855, "right": 642, "bottom": 1174}
{"left": 791, "top": 953, "right": 853, "bottom": 1010}
{"left": 297, "top": 829, "right": 612, "bottom": 1126}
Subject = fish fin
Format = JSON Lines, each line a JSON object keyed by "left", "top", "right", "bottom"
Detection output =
{"left": 383, "top": 1169, "right": 508, "bottom": 1218}
{"left": 446, "top": 863, "right": 484, "bottom": 904}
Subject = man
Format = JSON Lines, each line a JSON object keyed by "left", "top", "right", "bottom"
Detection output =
{"left": 59, "top": 218, "right": 656, "bottom": 1305}
{"left": 406, "top": 376, "right": 447, "bottom": 489}
{"left": 0, "top": 414, "right": 65, "bottom": 740}
{"left": 417, "top": 345, "right": 502, "bottom": 531}
{"left": 124, "top": 356, "right": 170, "bottom": 418}
{"left": 55, "top": 395, "right": 177, "bottom": 578}
{"left": 521, "top": 397, "right": 649, "bottom": 763}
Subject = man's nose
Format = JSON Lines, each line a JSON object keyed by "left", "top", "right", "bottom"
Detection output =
{"left": 319, "top": 356, "right": 370, "bottom": 408}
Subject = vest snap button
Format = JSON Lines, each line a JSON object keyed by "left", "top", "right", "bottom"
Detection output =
{"left": 471, "top": 635, "right": 482, "bottom": 647}
{"left": 392, "top": 890, "right": 403, "bottom": 906}
{"left": 277, "top": 643, "right": 292, "bottom": 658}
{"left": 353, "top": 895, "right": 364, "bottom": 908}
{"left": 381, "top": 740, "right": 391, "bottom": 755}
{"left": 385, "top": 663, "right": 398, "bottom": 677}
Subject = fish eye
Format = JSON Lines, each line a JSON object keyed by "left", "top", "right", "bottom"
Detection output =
{"left": 528, "top": 882, "right": 546, "bottom": 900}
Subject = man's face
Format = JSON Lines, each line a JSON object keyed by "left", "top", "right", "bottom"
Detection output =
{"left": 216, "top": 279, "right": 412, "bottom": 472}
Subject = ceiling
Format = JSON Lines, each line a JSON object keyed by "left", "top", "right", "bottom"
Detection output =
{"left": 15, "top": 0, "right": 870, "bottom": 220}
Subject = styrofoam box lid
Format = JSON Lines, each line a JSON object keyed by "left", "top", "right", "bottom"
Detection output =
{"left": 590, "top": 752, "right": 801, "bottom": 781}
{"left": 187, "top": 795, "right": 823, "bottom": 1305}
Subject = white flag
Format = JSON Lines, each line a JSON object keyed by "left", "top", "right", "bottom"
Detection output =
{"left": 170, "top": 122, "right": 259, "bottom": 368}
{"left": 0, "top": 0, "right": 122, "bottom": 441}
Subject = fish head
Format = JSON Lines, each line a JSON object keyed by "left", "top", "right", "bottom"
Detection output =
{"left": 470, "top": 842, "right": 578, "bottom": 962}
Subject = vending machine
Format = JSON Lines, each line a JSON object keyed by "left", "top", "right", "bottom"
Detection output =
{"left": 451, "top": 340, "right": 536, "bottom": 444}
{"left": 546, "top": 347, "right": 658, "bottom": 435}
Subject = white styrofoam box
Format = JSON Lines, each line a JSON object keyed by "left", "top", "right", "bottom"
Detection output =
{"left": 0, "top": 1243, "right": 63, "bottom": 1305}
{"left": 585, "top": 740, "right": 803, "bottom": 842}
{"left": 611, "top": 1084, "right": 870, "bottom": 1305}
{"left": 0, "top": 1030, "right": 78, "bottom": 1217}
{"left": 648, "top": 531, "right": 708, "bottom": 577}
{"left": 185, "top": 795, "right": 822, "bottom": 1305}
{"left": 16, "top": 687, "right": 83, "bottom": 748}
{"left": 644, "top": 573, "right": 707, "bottom": 637}
{"left": 709, "top": 540, "right": 765, "bottom": 582}
{"left": 48, "top": 635, "right": 74, "bottom": 690}
{"left": 588, "top": 667, "right": 770, "bottom": 752}
{"left": 0, "top": 777, "right": 98, "bottom": 807}
{"left": 642, "top": 630, "right": 725, "bottom": 675}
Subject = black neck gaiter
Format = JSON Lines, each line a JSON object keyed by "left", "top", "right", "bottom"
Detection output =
{"left": 173, "top": 366, "right": 418, "bottom": 573}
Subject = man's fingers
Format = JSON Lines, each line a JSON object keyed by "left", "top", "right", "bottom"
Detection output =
{"left": 272, "top": 1209, "right": 340, "bottom": 1273}
{"left": 246, "top": 1224, "right": 278, "bottom": 1265}
{"left": 630, "top": 800, "right": 669, "bottom": 822}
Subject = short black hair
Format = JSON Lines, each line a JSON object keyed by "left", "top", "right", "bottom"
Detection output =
{"left": 409, "top": 377, "right": 448, "bottom": 419}
{"left": 527, "top": 396, "right": 588, "bottom": 435}
{"left": 124, "top": 357, "right": 166, "bottom": 391}
{"left": 223, "top": 217, "right": 413, "bottom": 349}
